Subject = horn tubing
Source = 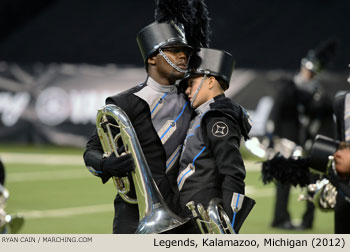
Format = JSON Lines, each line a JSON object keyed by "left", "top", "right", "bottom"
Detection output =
{"left": 97, "top": 104, "right": 189, "bottom": 233}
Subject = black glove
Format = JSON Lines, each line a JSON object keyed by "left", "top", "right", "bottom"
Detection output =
{"left": 327, "top": 166, "right": 350, "bottom": 198}
{"left": 102, "top": 153, "right": 134, "bottom": 178}
{"left": 327, "top": 166, "right": 340, "bottom": 188}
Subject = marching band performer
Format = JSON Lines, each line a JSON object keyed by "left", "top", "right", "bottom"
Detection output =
{"left": 330, "top": 65, "right": 350, "bottom": 233}
{"left": 261, "top": 65, "right": 350, "bottom": 234}
{"left": 0, "top": 158, "right": 4, "bottom": 186}
{"left": 83, "top": 0, "right": 210, "bottom": 234}
{"left": 177, "top": 48, "right": 255, "bottom": 233}
{"left": 267, "top": 39, "right": 337, "bottom": 230}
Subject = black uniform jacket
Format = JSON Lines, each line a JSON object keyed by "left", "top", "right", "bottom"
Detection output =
{"left": 83, "top": 81, "right": 191, "bottom": 210}
{"left": 333, "top": 91, "right": 347, "bottom": 142}
{"left": 269, "top": 77, "right": 333, "bottom": 145}
{"left": 177, "top": 94, "right": 251, "bottom": 221}
{"left": 332, "top": 91, "right": 350, "bottom": 234}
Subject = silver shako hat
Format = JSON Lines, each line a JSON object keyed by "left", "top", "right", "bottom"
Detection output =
{"left": 136, "top": 21, "right": 192, "bottom": 64}
{"left": 180, "top": 48, "right": 235, "bottom": 90}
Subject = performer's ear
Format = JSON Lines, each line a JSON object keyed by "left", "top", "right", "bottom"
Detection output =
{"left": 208, "top": 76, "right": 216, "bottom": 89}
{"left": 147, "top": 56, "right": 156, "bottom": 65}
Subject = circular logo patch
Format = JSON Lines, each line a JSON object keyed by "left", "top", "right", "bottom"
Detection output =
{"left": 211, "top": 121, "right": 229, "bottom": 137}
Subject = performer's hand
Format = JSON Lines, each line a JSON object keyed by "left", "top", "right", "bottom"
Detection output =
{"left": 102, "top": 153, "right": 134, "bottom": 177}
{"left": 327, "top": 165, "right": 340, "bottom": 188}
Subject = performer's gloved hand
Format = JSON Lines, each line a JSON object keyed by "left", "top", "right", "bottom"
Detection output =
{"left": 102, "top": 153, "right": 134, "bottom": 178}
{"left": 327, "top": 166, "right": 340, "bottom": 188}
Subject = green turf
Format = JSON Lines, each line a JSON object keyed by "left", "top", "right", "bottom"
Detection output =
{"left": 0, "top": 143, "right": 84, "bottom": 154}
{"left": 241, "top": 169, "right": 334, "bottom": 233}
{"left": 1, "top": 145, "right": 334, "bottom": 234}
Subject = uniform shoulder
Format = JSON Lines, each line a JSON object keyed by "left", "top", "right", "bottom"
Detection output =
{"left": 333, "top": 91, "right": 348, "bottom": 115}
{"left": 106, "top": 83, "right": 146, "bottom": 105}
{"left": 206, "top": 96, "right": 251, "bottom": 140}
{"left": 334, "top": 90, "right": 348, "bottom": 103}
{"left": 209, "top": 96, "right": 240, "bottom": 117}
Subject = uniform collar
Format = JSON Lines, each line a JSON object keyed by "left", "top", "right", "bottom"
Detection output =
{"left": 195, "top": 97, "right": 215, "bottom": 116}
{"left": 213, "top": 93, "right": 226, "bottom": 101}
{"left": 147, "top": 77, "right": 177, "bottom": 93}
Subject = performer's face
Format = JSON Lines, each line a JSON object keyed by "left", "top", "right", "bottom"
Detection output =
{"left": 334, "top": 147, "right": 350, "bottom": 177}
{"left": 300, "top": 66, "right": 315, "bottom": 81}
{"left": 185, "top": 76, "right": 210, "bottom": 108}
{"left": 148, "top": 46, "right": 189, "bottom": 84}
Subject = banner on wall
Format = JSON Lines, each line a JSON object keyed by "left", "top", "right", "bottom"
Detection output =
{"left": 0, "top": 62, "right": 348, "bottom": 147}
{"left": 0, "top": 63, "right": 145, "bottom": 146}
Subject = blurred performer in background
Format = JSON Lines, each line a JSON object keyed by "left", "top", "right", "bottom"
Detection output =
{"left": 1, "top": 158, "right": 7, "bottom": 233}
{"left": 83, "top": 0, "right": 211, "bottom": 233}
{"left": 177, "top": 48, "right": 255, "bottom": 233}
{"left": 0, "top": 158, "right": 4, "bottom": 186}
{"left": 267, "top": 39, "right": 337, "bottom": 230}
{"left": 0, "top": 158, "right": 24, "bottom": 234}
{"left": 330, "top": 65, "right": 350, "bottom": 233}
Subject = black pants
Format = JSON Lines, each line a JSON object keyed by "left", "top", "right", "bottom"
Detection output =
{"left": 272, "top": 183, "right": 314, "bottom": 227}
{"left": 334, "top": 193, "right": 350, "bottom": 234}
{"left": 272, "top": 183, "right": 291, "bottom": 225}
{"left": 113, "top": 196, "right": 139, "bottom": 234}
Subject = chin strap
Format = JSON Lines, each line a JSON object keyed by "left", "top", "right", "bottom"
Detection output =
{"left": 190, "top": 75, "right": 207, "bottom": 107}
{"left": 158, "top": 48, "right": 187, "bottom": 73}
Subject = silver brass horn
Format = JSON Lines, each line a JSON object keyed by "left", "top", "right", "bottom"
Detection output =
{"left": 186, "top": 198, "right": 235, "bottom": 234}
{"left": 96, "top": 104, "right": 188, "bottom": 233}
{"left": 96, "top": 106, "right": 136, "bottom": 205}
{"left": 298, "top": 156, "right": 337, "bottom": 210}
{"left": 0, "top": 184, "right": 24, "bottom": 234}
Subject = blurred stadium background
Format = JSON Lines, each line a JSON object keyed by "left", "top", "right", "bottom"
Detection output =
{"left": 1, "top": 0, "right": 349, "bottom": 233}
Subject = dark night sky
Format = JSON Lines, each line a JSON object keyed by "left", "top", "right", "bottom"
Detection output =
{"left": 0, "top": 0, "right": 349, "bottom": 70}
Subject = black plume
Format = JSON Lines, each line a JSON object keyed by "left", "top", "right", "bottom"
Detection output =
{"left": 154, "top": 0, "right": 193, "bottom": 27}
{"left": 261, "top": 153, "right": 311, "bottom": 187}
{"left": 307, "top": 38, "right": 339, "bottom": 70}
{"left": 190, "top": 0, "right": 211, "bottom": 48}
{"left": 315, "top": 38, "right": 339, "bottom": 68}
{"left": 154, "top": 0, "right": 211, "bottom": 48}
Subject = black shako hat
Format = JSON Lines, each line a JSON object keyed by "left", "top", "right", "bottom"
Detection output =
{"left": 136, "top": 0, "right": 211, "bottom": 65}
{"left": 136, "top": 21, "right": 192, "bottom": 64}
{"left": 309, "top": 134, "right": 340, "bottom": 173}
{"left": 180, "top": 48, "right": 235, "bottom": 90}
{"left": 301, "top": 39, "right": 338, "bottom": 74}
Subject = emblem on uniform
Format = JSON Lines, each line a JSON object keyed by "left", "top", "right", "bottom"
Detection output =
{"left": 212, "top": 121, "right": 229, "bottom": 137}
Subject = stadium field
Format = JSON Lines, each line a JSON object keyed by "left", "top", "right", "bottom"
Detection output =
{"left": 1, "top": 144, "right": 333, "bottom": 234}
